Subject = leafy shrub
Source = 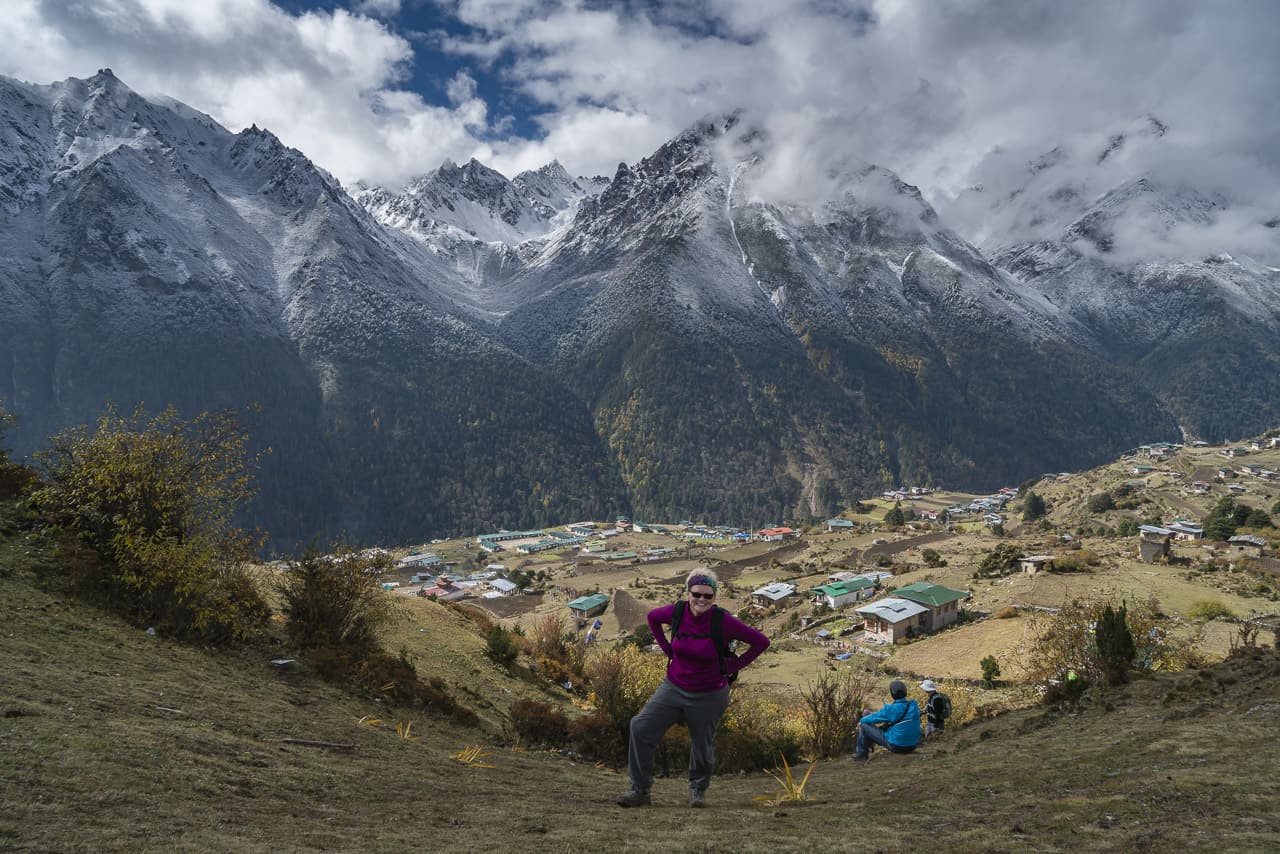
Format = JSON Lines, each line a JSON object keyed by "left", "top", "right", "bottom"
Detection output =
{"left": 0, "top": 409, "right": 36, "bottom": 499}
{"left": 535, "top": 655, "right": 578, "bottom": 688}
{"left": 568, "top": 710, "right": 626, "bottom": 765}
{"left": 1050, "top": 553, "right": 1096, "bottom": 573}
{"left": 1186, "top": 600, "right": 1235, "bottom": 622}
{"left": 1024, "top": 597, "right": 1191, "bottom": 688}
{"left": 530, "top": 612, "right": 571, "bottom": 662}
{"left": 277, "top": 550, "right": 392, "bottom": 654}
{"left": 799, "top": 669, "right": 873, "bottom": 757}
{"left": 485, "top": 625, "right": 521, "bottom": 668}
{"left": 510, "top": 699, "right": 570, "bottom": 748}
{"left": 582, "top": 643, "right": 666, "bottom": 726}
{"left": 28, "top": 406, "right": 268, "bottom": 643}
{"left": 976, "top": 543, "right": 1025, "bottom": 578}
{"left": 1087, "top": 492, "right": 1116, "bottom": 513}
{"left": 310, "top": 646, "right": 477, "bottom": 724}
{"left": 716, "top": 689, "right": 803, "bottom": 773}
{"left": 980, "top": 655, "right": 1002, "bottom": 688}
{"left": 921, "top": 548, "right": 945, "bottom": 568}
{"left": 995, "top": 606, "right": 1018, "bottom": 619}
{"left": 1022, "top": 491, "right": 1047, "bottom": 521}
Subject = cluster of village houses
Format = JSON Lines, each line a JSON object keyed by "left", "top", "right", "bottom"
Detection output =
{"left": 560, "top": 572, "right": 969, "bottom": 645}
{"left": 378, "top": 438, "right": 1279, "bottom": 645}
{"left": 380, "top": 512, "right": 972, "bottom": 645}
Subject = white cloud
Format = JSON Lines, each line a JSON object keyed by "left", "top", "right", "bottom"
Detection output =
{"left": 1, "top": 0, "right": 1277, "bottom": 258}
{"left": 354, "top": 0, "right": 402, "bottom": 17}
{"left": 0, "top": 0, "right": 487, "bottom": 187}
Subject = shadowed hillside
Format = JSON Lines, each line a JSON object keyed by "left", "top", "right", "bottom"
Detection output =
{"left": 2, "top": 499, "right": 1278, "bottom": 853}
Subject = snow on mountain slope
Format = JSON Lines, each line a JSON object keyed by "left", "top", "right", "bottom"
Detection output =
{"left": 945, "top": 115, "right": 1174, "bottom": 255}
{"left": 0, "top": 70, "right": 622, "bottom": 546}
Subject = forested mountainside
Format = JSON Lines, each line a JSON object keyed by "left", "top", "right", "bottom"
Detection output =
{"left": 4, "top": 72, "right": 1275, "bottom": 545}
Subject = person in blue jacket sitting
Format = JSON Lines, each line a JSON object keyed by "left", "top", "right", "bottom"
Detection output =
{"left": 853, "top": 680, "right": 921, "bottom": 760}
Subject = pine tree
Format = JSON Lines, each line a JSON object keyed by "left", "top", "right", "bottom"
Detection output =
{"left": 1095, "top": 603, "right": 1136, "bottom": 685}
{"left": 1022, "top": 491, "right": 1047, "bottom": 521}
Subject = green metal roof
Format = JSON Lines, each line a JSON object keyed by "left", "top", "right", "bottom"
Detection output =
{"left": 812, "top": 579, "right": 876, "bottom": 596}
{"left": 895, "top": 581, "right": 967, "bottom": 607}
{"left": 567, "top": 593, "right": 610, "bottom": 611}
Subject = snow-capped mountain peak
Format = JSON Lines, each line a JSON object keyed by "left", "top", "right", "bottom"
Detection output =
{"left": 357, "top": 156, "right": 606, "bottom": 249}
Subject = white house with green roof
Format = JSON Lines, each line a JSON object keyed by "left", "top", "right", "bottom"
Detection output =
{"left": 894, "top": 582, "right": 968, "bottom": 633}
{"left": 811, "top": 577, "right": 877, "bottom": 609}
{"left": 567, "top": 593, "right": 610, "bottom": 620}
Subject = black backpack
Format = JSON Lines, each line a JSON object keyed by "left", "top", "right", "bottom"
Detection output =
{"left": 669, "top": 600, "right": 740, "bottom": 684}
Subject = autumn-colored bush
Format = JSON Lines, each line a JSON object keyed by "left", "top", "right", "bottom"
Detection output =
{"left": 1187, "top": 600, "right": 1235, "bottom": 622}
{"left": 995, "top": 606, "right": 1019, "bottom": 619}
{"left": 799, "top": 669, "right": 873, "bottom": 758}
{"left": 1023, "top": 596, "right": 1204, "bottom": 690}
{"left": 582, "top": 643, "right": 666, "bottom": 726}
{"left": 569, "top": 710, "right": 626, "bottom": 765}
{"left": 510, "top": 699, "right": 570, "bottom": 748}
{"left": 28, "top": 406, "right": 268, "bottom": 643}
{"left": 717, "top": 689, "right": 804, "bottom": 772}
{"left": 309, "top": 645, "right": 477, "bottom": 725}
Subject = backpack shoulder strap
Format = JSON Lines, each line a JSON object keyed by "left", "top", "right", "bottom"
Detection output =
{"left": 710, "top": 606, "right": 729, "bottom": 676}
{"left": 710, "top": 605, "right": 724, "bottom": 642}
{"left": 670, "top": 600, "right": 686, "bottom": 637}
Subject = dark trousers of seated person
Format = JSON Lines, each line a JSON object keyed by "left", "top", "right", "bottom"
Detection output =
{"left": 856, "top": 721, "right": 914, "bottom": 757}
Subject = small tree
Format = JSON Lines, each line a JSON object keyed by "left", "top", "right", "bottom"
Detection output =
{"left": 277, "top": 550, "right": 392, "bottom": 653}
{"left": 1095, "top": 603, "right": 1136, "bottom": 685}
{"left": 1203, "top": 497, "right": 1241, "bottom": 541}
{"left": 922, "top": 548, "right": 944, "bottom": 568}
{"left": 1087, "top": 492, "right": 1116, "bottom": 513}
{"left": 884, "top": 503, "right": 906, "bottom": 527}
{"left": 1022, "top": 491, "right": 1047, "bottom": 521}
{"left": 29, "top": 405, "right": 268, "bottom": 643}
{"left": 485, "top": 624, "right": 521, "bottom": 667}
{"left": 0, "top": 408, "right": 36, "bottom": 498}
{"left": 979, "top": 655, "right": 1001, "bottom": 688}
{"left": 799, "top": 669, "right": 873, "bottom": 758}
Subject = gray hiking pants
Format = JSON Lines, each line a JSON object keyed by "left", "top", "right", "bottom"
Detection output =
{"left": 627, "top": 679, "right": 731, "bottom": 793}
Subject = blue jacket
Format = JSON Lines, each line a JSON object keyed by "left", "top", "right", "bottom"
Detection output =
{"left": 860, "top": 698, "right": 921, "bottom": 749}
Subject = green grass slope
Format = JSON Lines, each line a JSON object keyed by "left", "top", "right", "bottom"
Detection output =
{"left": 2, "top": 524, "right": 1279, "bottom": 851}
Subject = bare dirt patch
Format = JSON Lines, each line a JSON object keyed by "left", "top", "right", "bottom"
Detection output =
{"left": 472, "top": 592, "right": 545, "bottom": 618}
{"left": 610, "top": 588, "right": 650, "bottom": 634}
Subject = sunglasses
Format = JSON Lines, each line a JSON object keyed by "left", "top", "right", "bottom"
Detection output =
{"left": 689, "top": 591, "right": 715, "bottom": 600}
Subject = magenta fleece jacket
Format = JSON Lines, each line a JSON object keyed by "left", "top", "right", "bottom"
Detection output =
{"left": 647, "top": 603, "right": 770, "bottom": 692}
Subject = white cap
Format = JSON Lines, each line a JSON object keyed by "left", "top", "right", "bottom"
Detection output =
{"left": 919, "top": 679, "right": 939, "bottom": 692}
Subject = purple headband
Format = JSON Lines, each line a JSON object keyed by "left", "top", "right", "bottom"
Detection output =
{"left": 687, "top": 574, "right": 717, "bottom": 591}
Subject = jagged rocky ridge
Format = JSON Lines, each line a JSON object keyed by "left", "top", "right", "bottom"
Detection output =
{"left": 1, "top": 72, "right": 1273, "bottom": 543}
{"left": 0, "top": 70, "right": 623, "bottom": 546}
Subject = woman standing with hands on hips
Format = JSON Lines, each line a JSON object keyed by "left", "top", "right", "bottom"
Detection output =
{"left": 616, "top": 569, "right": 770, "bottom": 809}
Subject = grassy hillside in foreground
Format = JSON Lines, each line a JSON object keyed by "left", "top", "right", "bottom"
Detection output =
{"left": 3, "top": 534, "right": 1280, "bottom": 853}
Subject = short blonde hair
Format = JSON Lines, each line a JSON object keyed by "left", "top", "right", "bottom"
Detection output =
{"left": 685, "top": 568, "right": 718, "bottom": 590}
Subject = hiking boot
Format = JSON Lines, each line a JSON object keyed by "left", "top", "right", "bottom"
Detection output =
{"left": 615, "top": 789, "right": 651, "bottom": 807}
{"left": 851, "top": 752, "right": 869, "bottom": 762}
{"left": 689, "top": 789, "right": 706, "bottom": 808}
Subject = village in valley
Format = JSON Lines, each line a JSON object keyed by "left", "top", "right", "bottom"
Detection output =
{"left": 358, "top": 434, "right": 1280, "bottom": 697}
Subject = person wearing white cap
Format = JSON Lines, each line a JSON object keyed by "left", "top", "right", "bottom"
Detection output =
{"left": 920, "top": 679, "right": 950, "bottom": 737}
